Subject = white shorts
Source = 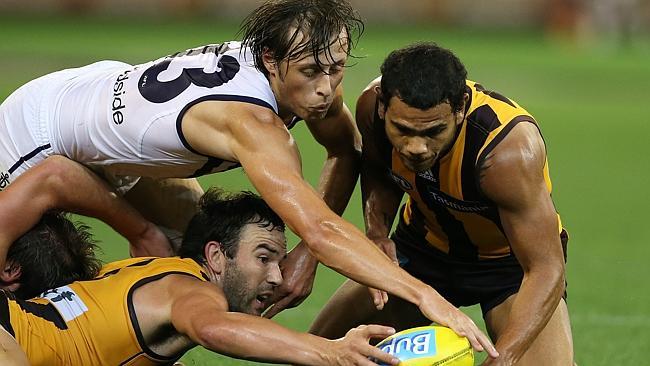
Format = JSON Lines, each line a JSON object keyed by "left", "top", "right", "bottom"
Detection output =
{"left": 0, "top": 74, "right": 57, "bottom": 190}
{"left": 0, "top": 64, "right": 140, "bottom": 194}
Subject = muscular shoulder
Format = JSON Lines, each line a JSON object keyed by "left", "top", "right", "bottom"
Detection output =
{"left": 190, "top": 99, "right": 282, "bottom": 130}
{"left": 355, "top": 77, "right": 381, "bottom": 134}
{"left": 479, "top": 122, "right": 547, "bottom": 208}
{"left": 182, "top": 100, "right": 287, "bottom": 159}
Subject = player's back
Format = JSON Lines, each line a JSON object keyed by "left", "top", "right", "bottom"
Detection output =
{"left": 4, "top": 257, "right": 207, "bottom": 366}
{"left": 49, "top": 42, "right": 278, "bottom": 181}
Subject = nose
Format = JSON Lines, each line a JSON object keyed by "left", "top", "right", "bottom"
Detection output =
{"left": 315, "top": 74, "right": 332, "bottom": 99}
{"left": 267, "top": 264, "right": 283, "bottom": 287}
{"left": 404, "top": 137, "right": 429, "bottom": 158}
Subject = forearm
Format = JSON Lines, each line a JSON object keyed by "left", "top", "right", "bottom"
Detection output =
{"left": 317, "top": 151, "right": 360, "bottom": 215}
{"left": 293, "top": 151, "right": 360, "bottom": 266}
{"left": 493, "top": 266, "right": 565, "bottom": 363}
{"left": 41, "top": 158, "right": 155, "bottom": 243}
{"left": 199, "top": 312, "right": 331, "bottom": 365}
{"left": 361, "top": 166, "right": 402, "bottom": 241}
{"left": 306, "top": 215, "right": 427, "bottom": 306}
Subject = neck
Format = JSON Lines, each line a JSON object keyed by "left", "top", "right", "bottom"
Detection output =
{"left": 266, "top": 74, "right": 297, "bottom": 124}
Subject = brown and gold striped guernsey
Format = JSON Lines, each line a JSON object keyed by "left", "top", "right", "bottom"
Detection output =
{"left": 5, "top": 257, "right": 209, "bottom": 365}
{"left": 381, "top": 80, "right": 564, "bottom": 260}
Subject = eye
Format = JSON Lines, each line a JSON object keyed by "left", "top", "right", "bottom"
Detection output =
{"left": 329, "top": 66, "right": 343, "bottom": 75}
{"left": 426, "top": 127, "right": 446, "bottom": 137}
{"left": 395, "top": 125, "right": 410, "bottom": 134}
{"left": 258, "top": 256, "right": 269, "bottom": 264}
{"left": 301, "top": 69, "right": 316, "bottom": 78}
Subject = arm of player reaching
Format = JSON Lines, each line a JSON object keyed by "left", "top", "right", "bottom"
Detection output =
{"left": 479, "top": 123, "right": 566, "bottom": 365}
{"left": 356, "top": 83, "right": 404, "bottom": 259}
{"left": 169, "top": 277, "right": 399, "bottom": 366}
{"left": 182, "top": 101, "right": 497, "bottom": 357}
{"left": 265, "top": 90, "right": 362, "bottom": 318}
{"left": 0, "top": 156, "right": 172, "bottom": 269}
{"left": 356, "top": 85, "right": 407, "bottom": 307}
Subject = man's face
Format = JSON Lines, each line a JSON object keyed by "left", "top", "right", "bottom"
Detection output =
{"left": 382, "top": 96, "right": 465, "bottom": 172}
{"left": 265, "top": 29, "right": 349, "bottom": 121}
{"left": 221, "top": 223, "right": 286, "bottom": 316}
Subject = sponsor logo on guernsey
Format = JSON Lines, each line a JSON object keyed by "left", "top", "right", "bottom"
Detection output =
{"left": 417, "top": 169, "right": 437, "bottom": 183}
{"left": 378, "top": 330, "right": 436, "bottom": 364}
{"left": 41, "top": 286, "right": 89, "bottom": 322}
{"left": 388, "top": 170, "right": 413, "bottom": 191}
{"left": 112, "top": 70, "right": 131, "bottom": 125}
{"left": 0, "top": 171, "right": 10, "bottom": 190}
{"left": 425, "top": 187, "right": 490, "bottom": 213}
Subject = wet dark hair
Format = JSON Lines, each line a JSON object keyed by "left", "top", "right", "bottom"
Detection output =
{"left": 9, "top": 212, "right": 102, "bottom": 299}
{"left": 239, "top": 0, "right": 364, "bottom": 76}
{"left": 380, "top": 42, "right": 468, "bottom": 113}
{"left": 178, "top": 188, "right": 285, "bottom": 264}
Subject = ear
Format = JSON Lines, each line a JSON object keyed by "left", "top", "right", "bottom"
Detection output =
{"left": 262, "top": 48, "right": 278, "bottom": 77}
{"left": 204, "top": 241, "right": 226, "bottom": 279}
{"left": 375, "top": 86, "right": 386, "bottom": 120}
{"left": 456, "top": 92, "right": 470, "bottom": 126}
{"left": 0, "top": 261, "right": 22, "bottom": 292}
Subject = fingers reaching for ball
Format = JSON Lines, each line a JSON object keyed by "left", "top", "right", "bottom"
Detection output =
{"left": 331, "top": 325, "right": 399, "bottom": 365}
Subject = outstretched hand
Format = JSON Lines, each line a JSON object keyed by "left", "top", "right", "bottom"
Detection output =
{"left": 264, "top": 242, "right": 318, "bottom": 318}
{"left": 327, "top": 325, "right": 399, "bottom": 366}
{"left": 418, "top": 289, "right": 500, "bottom": 360}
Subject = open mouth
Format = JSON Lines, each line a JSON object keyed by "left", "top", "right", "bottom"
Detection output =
{"left": 256, "top": 293, "right": 271, "bottom": 304}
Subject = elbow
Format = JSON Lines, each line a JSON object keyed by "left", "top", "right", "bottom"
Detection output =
{"left": 29, "top": 156, "right": 72, "bottom": 207}
{"left": 526, "top": 260, "right": 566, "bottom": 296}
{"left": 39, "top": 156, "right": 73, "bottom": 192}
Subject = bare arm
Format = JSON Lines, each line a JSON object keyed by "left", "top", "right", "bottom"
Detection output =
{"left": 265, "top": 89, "right": 362, "bottom": 317}
{"left": 182, "top": 100, "right": 498, "bottom": 357}
{"left": 356, "top": 83, "right": 404, "bottom": 246}
{"left": 184, "top": 101, "right": 427, "bottom": 302}
{"left": 305, "top": 89, "right": 362, "bottom": 218}
{"left": 479, "top": 123, "right": 565, "bottom": 364}
{"left": 169, "top": 276, "right": 398, "bottom": 365}
{"left": 0, "top": 156, "right": 172, "bottom": 268}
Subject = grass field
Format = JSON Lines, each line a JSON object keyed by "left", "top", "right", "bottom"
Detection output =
{"left": 1, "top": 14, "right": 649, "bottom": 365}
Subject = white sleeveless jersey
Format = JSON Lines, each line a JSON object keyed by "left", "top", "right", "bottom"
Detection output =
{"left": 47, "top": 42, "right": 278, "bottom": 180}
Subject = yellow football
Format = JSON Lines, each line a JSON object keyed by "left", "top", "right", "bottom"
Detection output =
{"left": 375, "top": 326, "right": 474, "bottom": 365}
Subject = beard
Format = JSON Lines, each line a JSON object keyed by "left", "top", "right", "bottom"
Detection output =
{"left": 221, "top": 261, "right": 256, "bottom": 314}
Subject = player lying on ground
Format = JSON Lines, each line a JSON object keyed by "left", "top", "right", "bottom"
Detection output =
{"left": 0, "top": 1, "right": 497, "bottom": 354}
{"left": 310, "top": 43, "right": 574, "bottom": 365}
{"left": 0, "top": 189, "right": 401, "bottom": 366}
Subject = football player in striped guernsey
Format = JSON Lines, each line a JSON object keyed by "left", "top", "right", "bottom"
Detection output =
{"left": 312, "top": 43, "right": 574, "bottom": 366}
{"left": 0, "top": 189, "right": 401, "bottom": 366}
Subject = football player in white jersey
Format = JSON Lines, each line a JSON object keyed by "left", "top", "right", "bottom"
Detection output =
{"left": 0, "top": 0, "right": 498, "bottom": 357}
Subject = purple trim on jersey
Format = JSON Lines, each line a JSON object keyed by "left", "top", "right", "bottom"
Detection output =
{"left": 8, "top": 143, "right": 51, "bottom": 174}
{"left": 175, "top": 94, "right": 276, "bottom": 156}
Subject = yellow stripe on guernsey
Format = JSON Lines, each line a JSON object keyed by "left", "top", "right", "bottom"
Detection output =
{"left": 8, "top": 257, "right": 208, "bottom": 365}
{"left": 393, "top": 80, "right": 562, "bottom": 260}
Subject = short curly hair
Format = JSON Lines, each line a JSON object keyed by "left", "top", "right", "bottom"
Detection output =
{"left": 380, "top": 42, "right": 467, "bottom": 113}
